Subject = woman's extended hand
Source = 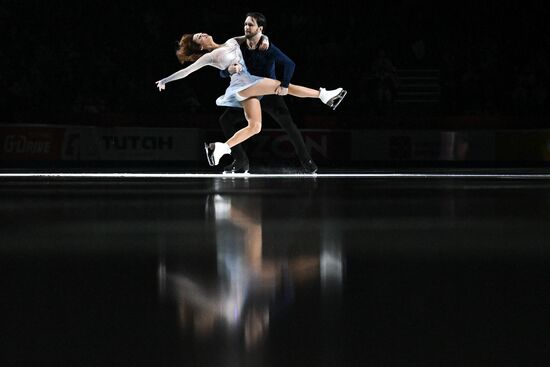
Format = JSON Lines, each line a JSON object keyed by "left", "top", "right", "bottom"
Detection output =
{"left": 156, "top": 80, "right": 166, "bottom": 91}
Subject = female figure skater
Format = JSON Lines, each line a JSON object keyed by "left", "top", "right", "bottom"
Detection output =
{"left": 156, "top": 33, "right": 347, "bottom": 167}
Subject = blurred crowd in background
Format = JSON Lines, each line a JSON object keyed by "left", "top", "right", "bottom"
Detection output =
{"left": 2, "top": 1, "right": 549, "bottom": 128}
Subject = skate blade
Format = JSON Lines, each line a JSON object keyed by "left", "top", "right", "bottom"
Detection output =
{"left": 330, "top": 90, "right": 347, "bottom": 110}
{"left": 204, "top": 143, "right": 215, "bottom": 166}
{"left": 222, "top": 171, "right": 250, "bottom": 176}
{"left": 223, "top": 168, "right": 250, "bottom": 174}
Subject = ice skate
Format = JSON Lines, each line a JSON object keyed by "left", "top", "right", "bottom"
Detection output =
{"left": 319, "top": 87, "right": 348, "bottom": 110}
{"left": 223, "top": 159, "right": 250, "bottom": 174}
{"left": 204, "top": 142, "right": 231, "bottom": 166}
{"left": 300, "top": 159, "right": 318, "bottom": 174}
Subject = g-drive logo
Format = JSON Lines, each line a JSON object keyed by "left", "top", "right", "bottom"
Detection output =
{"left": 4, "top": 134, "right": 52, "bottom": 154}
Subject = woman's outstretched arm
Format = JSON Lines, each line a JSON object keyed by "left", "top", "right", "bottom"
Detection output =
{"left": 156, "top": 53, "right": 214, "bottom": 91}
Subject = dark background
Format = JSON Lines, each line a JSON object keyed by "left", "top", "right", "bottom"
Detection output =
{"left": 2, "top": 1, "right": 549, "bottom": 129}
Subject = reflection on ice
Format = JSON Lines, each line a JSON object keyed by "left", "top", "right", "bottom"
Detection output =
{"left": 158, "top": 188, "right": 343, "bottom": 359}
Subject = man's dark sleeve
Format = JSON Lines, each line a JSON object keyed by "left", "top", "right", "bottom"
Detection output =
{"left": 267, "top": 43, "right": 296, "bottom": 88}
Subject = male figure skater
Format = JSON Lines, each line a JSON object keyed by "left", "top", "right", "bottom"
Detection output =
{"left": 218, "top": 12, "right": 318, "bottom": 174}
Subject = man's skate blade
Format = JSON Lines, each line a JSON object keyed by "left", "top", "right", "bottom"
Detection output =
{"left": 331, "top": 90, "right": 347, "bottom": 110}
{"left": 223, "top": 168, "right": 250, "bottom": 174}
{"left": 222, "top": 171, "right": 250, "bottom": 176}
{"left": 204, "top": 143, "right": 215, "bottom": 166}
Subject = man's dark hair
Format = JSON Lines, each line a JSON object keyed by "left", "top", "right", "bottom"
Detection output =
{"left": 246, "top": 12, "right": 267, "bottom": 29}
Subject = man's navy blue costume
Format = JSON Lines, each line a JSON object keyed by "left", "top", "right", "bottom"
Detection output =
{"left": 219, "top": 41, "right": 317, "bottom": 173}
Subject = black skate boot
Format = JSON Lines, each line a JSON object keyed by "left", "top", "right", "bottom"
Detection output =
{"left": 223, "top": 159, "right": 250, "bottom": 174}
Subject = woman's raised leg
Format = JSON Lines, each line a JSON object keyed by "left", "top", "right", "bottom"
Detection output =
{"left": 238, "top": 79, "right": 320, "bottom": 99}
{"left": 237, "top": 78, "right": 346, "bottom": 109}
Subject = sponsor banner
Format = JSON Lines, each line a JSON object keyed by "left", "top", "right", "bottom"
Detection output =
{"left": 5, "top": 124, "right": 548, "bottom": 164}
{"left": 72, "top": 127, "right": 201, "bottom": 161}
{"left": 1, "top": 126, "right": 65, "bottom": 160}
{"left": 216, "top": 129, "right": 351, "bottom": 163}
{"left": 352, "top": 130, "right": 495, "bottom": 161}
{"left": 496, "top": 131, "right": 550, "bottom": 161}
{"left": 62, "top": 126, "right": 97, "bottom": 161}
{"left": 2, "top": 125, "right": 202, "bottom": 162}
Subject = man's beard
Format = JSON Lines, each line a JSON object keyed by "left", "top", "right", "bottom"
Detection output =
{"left": 245, "top": 32, "right": 259, "bottom": 39}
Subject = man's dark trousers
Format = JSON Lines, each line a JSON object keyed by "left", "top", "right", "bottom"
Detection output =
{"left": 219, "top": 95, "right": 313, "bottom": 166}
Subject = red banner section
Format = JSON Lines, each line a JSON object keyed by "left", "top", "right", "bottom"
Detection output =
{"left": 1, "top": 124, "right": 549, "bottom": 164}
{"left": 495, "top": 131, "right": 550, "bottom": 161}
{"left": 1, "top": 127, "right": 65, "bottom": 160}
{"left": 1, "top": 125, "right": 202, "bottom": 162}
{"left": 351, "top": 130, "right": 495, "bottom": 161}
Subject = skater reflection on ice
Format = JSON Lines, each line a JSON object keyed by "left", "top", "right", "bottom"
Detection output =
{"left": 158, "top": 192, "right": 343, "bottom": 353}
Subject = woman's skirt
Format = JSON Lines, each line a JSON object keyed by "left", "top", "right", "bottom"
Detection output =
{"left": 216, "top": 70, "right": 264, "bottom": 108}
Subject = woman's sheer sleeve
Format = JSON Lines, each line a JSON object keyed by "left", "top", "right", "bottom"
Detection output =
{"left": 159, "top": 53, "right": 214, "bottom": 84}
{"left": 232, "top": 36, "right": 246, "bottom": 45}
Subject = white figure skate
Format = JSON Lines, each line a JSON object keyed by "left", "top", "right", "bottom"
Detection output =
{"left": 204, "top": 142, "right": 231, "bottom": 166}
{"left": 319, "top": 87, "right": 348, "bottom": 110}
